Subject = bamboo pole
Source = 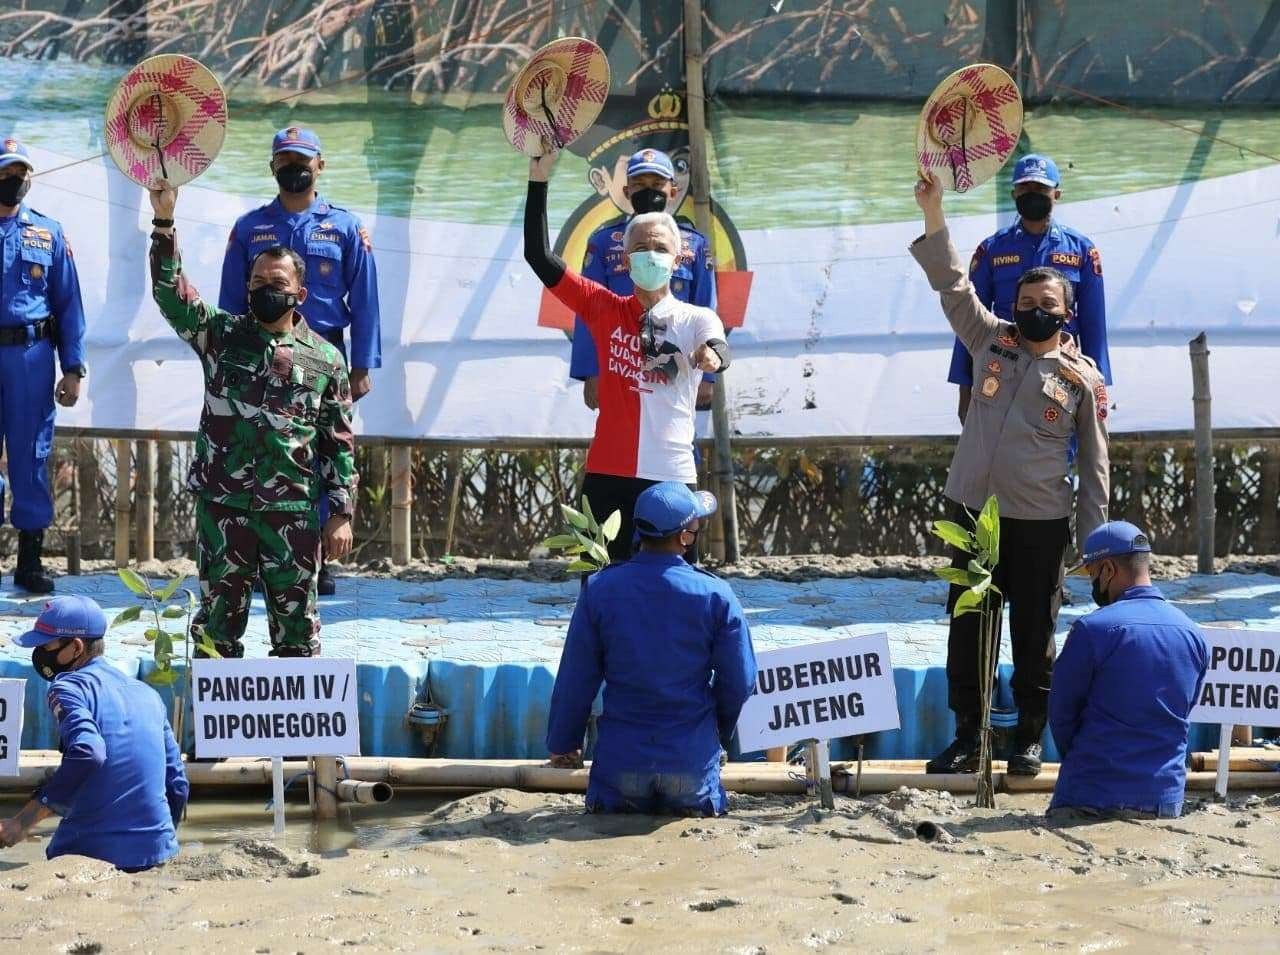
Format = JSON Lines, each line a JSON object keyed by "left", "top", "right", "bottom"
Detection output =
{"left": 66, "top": 437, "right": 81, "bottom": 577}
{"left": 443, "top": 449, "right": 463, "bottom": 556}
{"left": 683, "top": 0, "right": 740, "bottom": 563}
{"left": 10, "top": 753, "right": 1280, "bottom": 795}
{"left": 390, "top": 445, "right": 412, "bottom": 565}
{"left": 113, "top": 438, "right": 131, "bottom": 567}
{"left": 1189, "top": 333, "right": 1215, "bottom": 574}
{"left": 312, "top": 756, "right": 339, "bottom": 819}
{"left": 135, "top": 439, "right": 156, "bottom": 564}
{"left": 1192, "top": 749, "right": 1279, "bottom": 772}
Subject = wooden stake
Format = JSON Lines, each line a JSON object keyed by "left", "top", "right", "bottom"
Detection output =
{"left": 1189, "top": 333, "right": 1215, "bottom": 574}
{"left": 135, "top": 439, "right": 156, "bottom": 565}
{"left": 444, "top": 449, "right": 463, "bottom": 556}
{"left": 683, "top": 0, "right": 740, "bottom": 563}
{"left": 312, "top": 756, "right": 339, "bottom": 820}
{"left": 390, "top": 445, "right": 412, "bottom": 565}
{"left": 113, "top": 438, "right": 131, "bottom": 568}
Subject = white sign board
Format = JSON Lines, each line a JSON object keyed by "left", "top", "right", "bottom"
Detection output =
{"left": 1190, "top": 628, "right": 1280, "bottom": 726}
{"left": 192, "top": 659, "right": 360, "bottom": 759}
{"left": 736, "top": 633, "right": 900, "bottom": 752}
{"left": 0, "top": 680, "right": 24, "bottom": 777}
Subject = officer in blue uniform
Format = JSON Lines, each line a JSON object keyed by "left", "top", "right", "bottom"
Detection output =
{"left": 948, "top": 154, "right": 1112, "bottom": 423}
{"left": 546, "top": 483, "right": 757, "bottom": 815}
{"left": 0, "top": 596, "right": 188, "bottom": 871}
{"left": 0, "top": 137, "right": 87, "bottom": 594}
{"left": 570, "top": 148, "right": 718, "bottom": 412}
{"left": 1049, "top": 522, "right": 1208, "bottom": 819}
{"left": 219, "top": 127, "right": 381, "bottom": 595}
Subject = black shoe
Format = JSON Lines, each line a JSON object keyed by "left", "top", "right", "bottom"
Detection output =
{"left": 13, "top": 530, "right": 54, "bottom": 594}
{"left": 1007, "top": 742, "right": 1043, "bottom": 777}
{"left": 317, "top": 564, "right": 336, "bottom": 596}
{"left": 926, "top": 733, "right": 980, "bottom": 774}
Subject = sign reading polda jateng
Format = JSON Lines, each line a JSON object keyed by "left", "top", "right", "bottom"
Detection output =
{"left": 736, "top": 633, "right": 900, "bottom": 752}
{"left": 1190, "top": 628, "right": 1280, "bottom": 726}
{"left": 0, "top": 679, "right": 25, "bottom": 777}
{"left": 192, "top": 658, "right": 360, "bottom": 759}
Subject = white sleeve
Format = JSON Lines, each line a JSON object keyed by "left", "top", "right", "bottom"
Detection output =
{"left": 690, "top": 306, "right": 725, "bottom": 350}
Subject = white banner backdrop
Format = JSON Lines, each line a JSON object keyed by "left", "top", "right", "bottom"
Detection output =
{"left": 31, "top": 145, "right": 1280, "bottom": 440}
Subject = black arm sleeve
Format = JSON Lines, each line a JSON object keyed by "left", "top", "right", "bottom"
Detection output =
{"left": 523, "top": 180, "right": 566, "bottom": 288}
{"left": 706, "top": 337, "right": 730, "bottom": 372}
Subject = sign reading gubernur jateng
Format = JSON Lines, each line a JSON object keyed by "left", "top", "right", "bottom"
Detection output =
{"left": 192, "top": 658, "right": 360, "bottom": 759}
{"left": 736, "top": 633, "right": 900, "bottom": 752}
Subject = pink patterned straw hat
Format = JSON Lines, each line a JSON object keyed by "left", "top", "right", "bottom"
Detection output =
{"left": 917, "top": 64, "right": 1023, "bottom": 193}
{"left": 503, "top": 37, "right": 610, "bottom": 157}
{"left": 104, "top": 54, "right": 228, "bottom": 187}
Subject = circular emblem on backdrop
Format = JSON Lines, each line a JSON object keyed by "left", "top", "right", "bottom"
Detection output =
{"left": 503, "top": 37, "right": 610, "bottom": 157}
{"left": 29, "top": 264, "right": 43, "bottom": 280}
{"left": 917, "top": 63, "right": 1023, "bottom": 193}
{"left": 104, "top": 54, "right": 227, "bottom": 187}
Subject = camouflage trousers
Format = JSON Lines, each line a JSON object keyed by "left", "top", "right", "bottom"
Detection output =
{"left": 192, "top": 498, "right": 321, "bottom": 658}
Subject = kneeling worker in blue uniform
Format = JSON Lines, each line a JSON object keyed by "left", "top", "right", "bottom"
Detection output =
{"left": 0, "top": 596, "right": 188, "bottom": 870}
{"left": 546, "top": 483, "right": 757, "bottom": 815}
{"left": 1048, "top": 522, "right": 1208, "bottom": 819}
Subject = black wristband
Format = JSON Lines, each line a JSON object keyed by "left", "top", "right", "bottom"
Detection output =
{"left": 151, "top": 217, "right": 174, "bottom": 228}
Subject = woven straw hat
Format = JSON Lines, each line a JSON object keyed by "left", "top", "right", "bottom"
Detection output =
{"left": 503, "top": 37, "right": 610, "bottom": 157}
{"left": 105, "top": 54, "right": 227, "bottom": 187}
{"left": 917, "top": 64, "right": 1023, "bottom": 193}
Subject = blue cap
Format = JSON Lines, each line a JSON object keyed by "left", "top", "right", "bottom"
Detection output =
{"left": 272, "top": 126, "right": 321, "bottom": 157}
{"left": 1070, "top": 521, "right": 1153, "bottom": 575}
{"left": 626, "top": 148, "right": 675, "bottom": 181}
{"left": 1012, "top": 153, "right": 1059, "bottom": 187}
{"left": 14, "top": 595, "right": 108, "bottom": 648}
{"left": 0, "top": 135, "right": 33, "bottom": 172}
{"left": 633, "top": 482, "right": 718, "bottom": 540}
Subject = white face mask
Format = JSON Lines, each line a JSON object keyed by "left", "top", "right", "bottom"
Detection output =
{"left": 628, "top": 250, "right": 675, "bottom": 291}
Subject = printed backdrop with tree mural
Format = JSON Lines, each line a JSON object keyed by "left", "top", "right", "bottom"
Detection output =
{"left": 1, "top": 0, "right": 1278, "bottom": 441}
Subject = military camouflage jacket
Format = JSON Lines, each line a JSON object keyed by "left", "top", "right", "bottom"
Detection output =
{"left": 150, "top": 232, "right": 357, "bottom": 517}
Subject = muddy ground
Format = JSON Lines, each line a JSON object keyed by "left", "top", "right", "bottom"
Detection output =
{"left": 5, "top": 553, "right": 1279, "bottom": 586}
{"left": 0, "top": 788, "right": 1277, "bottom": 952}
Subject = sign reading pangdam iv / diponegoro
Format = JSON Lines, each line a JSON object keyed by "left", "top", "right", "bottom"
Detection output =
{"left": 736, "top": 634, "right": 900, "bottom": 752}
{"left": 192, "top": 659, "right": 360, "bottom": 759}
{"left": 1190, "top": 628, "right": 1280, "bottom": 726}
{"left": 0, "top": 679, "right": 24, "bottom": 777}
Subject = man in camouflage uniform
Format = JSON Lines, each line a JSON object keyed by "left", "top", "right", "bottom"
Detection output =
{"left": 147, "top": 182, "right": 356, "bottom": 658}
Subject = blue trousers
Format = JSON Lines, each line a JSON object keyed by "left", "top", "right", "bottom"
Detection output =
{"left": 586, "top": 767, "right": 728, "bottom": 817}
{"left": 0, "top": 337, "right": 55, "bottom": 530}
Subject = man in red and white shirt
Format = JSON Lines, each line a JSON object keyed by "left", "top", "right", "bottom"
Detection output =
{"left": 524, "top": 152, "right": 728, "bottom": 561}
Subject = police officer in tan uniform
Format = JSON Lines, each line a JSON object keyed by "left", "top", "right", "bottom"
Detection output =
{"left": 911, "top": 172, "right": 1110, "bottom": 778}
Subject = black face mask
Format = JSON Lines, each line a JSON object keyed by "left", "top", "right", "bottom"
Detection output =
{"left": 1090, "top": 568, "right": 1113, "bottom": 608}
{"left": 249, "top": 286, "right": 299, "bottom": 323}
{"left": 0, "top": 176, "right": 31, "bottom": 207}
{"left": 32, "top": 642, "right": 81, "bottom": 680}
{"left": 1014, "top": 306, "right": 1066, "bottom": 343}
{"left": 275, "top": 164, "right": 314, "bottom": 195}
{"left": 1015, "top": 191, "right": 1052, "bottom": 222}
{"left": 629, "top": 188, "right": 668, "bottom": 214}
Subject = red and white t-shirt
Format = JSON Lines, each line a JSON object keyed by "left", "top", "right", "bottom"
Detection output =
{"left": 551, "top": 269, "right": 724, "bottom": 483}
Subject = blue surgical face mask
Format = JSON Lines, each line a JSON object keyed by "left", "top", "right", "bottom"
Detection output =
{"left": 628, "top": 250, "right": 675, "bottom": 291}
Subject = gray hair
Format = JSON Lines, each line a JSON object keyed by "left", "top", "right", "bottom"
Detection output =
{"left": 623, "top": 212, "right": 681, "bottom": 254}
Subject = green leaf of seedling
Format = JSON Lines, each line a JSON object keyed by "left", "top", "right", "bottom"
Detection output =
{"left": 543, "top": 534, "right": 581, "bottom": 550}
{"left": 119, "top": 567, "right": 152, "bottom": 598}
{"left": 935, "top": 567, "right": 983, "bottom": 588}
{"left": 600, "top": 510, "right": 622, "bottom": 543}
{"left": 144, "top": 628, "right": 162, "bottom": 642}
{"left": 968, "top": 574, "right": 992, "bottom": 596}
{"left": 585, "top": 540, "right": 610, "bottom": 565}
{"left": 565, "top": 559, "right": 597, "bottom": 574}
{"left": 146, "top": 667, "right": 177, "bottom": 687}
{"left": 967, "top": 558, "right": 989, "bottom": 577}
{"left": 162, "top": 605, "right": 187, "bottom": 619}
{"left": 932, "top": 520, "right": 976, "bottom": 553}
{"left": 580, "top": 496, "right": 597, "bottom": 529}
{"left": 111, "top": 605, "right": 143, "bottom": 627}
{"left": 561, "top": 504, "right": 589, "bottom": 530}
{"left": 199, "top": 636, "right": 222, "bottom": 659}
{"left": 155, "top": 633, "right": 174, "bottom": 658}
{"left": 157, "top": 575, "right": 186, "bottom": 603}
{"left": 952, "top": 588, "right": 985, "bottom": 618}
{"left": 976, "top": 496, "right": 1000, "bottom": 563}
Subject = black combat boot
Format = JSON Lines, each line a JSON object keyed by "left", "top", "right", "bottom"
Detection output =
{"left": 317, "top": 563, "right": 336, "bottom": 596}
{"left": 926, "top": 718, "right": 980, "bottom": 774}
{"left": 14, "top": 530, "right": 54, "bottom": 594}
{"left": 1007, "top": 710, "right": 1047, "bottom": 777}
